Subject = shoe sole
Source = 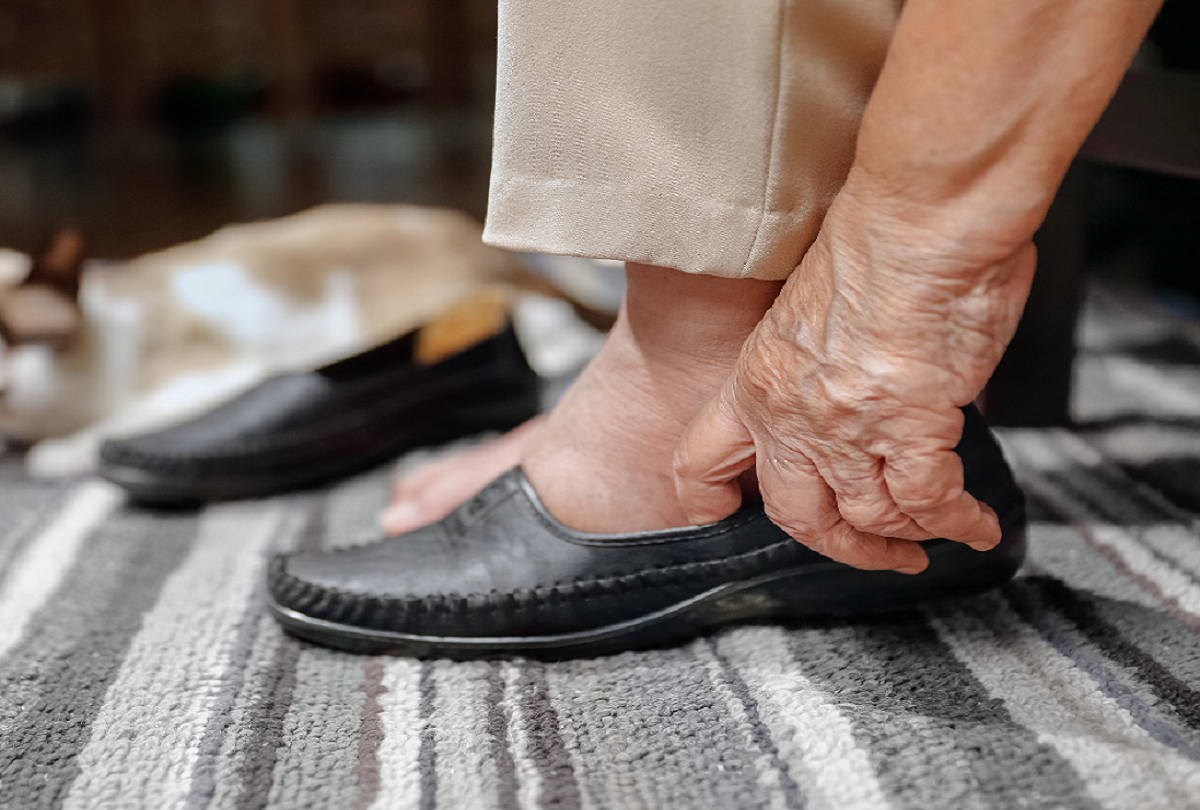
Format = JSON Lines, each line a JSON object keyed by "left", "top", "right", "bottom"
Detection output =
{"left": 268, "top": 508, "right": 1026, "bottom": 660}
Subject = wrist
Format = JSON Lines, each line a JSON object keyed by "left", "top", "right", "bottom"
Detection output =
{"left": 837, "top": 163, "right": 1049, "bottom": 266}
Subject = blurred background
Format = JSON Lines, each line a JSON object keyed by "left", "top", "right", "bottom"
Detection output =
{"left": 0, "top": 0, "right": 1198, "bottom": 305}
{"left": 0, "top": 0, "right": 497, "bottom": 260}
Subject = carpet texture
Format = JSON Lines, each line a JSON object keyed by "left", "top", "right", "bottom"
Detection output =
{"left": 5, "top": 283, "right": 1200, "bottom": 809}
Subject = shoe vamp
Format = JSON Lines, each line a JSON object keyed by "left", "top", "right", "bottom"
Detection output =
{"left": 132, "top": 374, "right": 343, "bottom": 451}
{"left": 285, "top": 492, "right": 801, "bottom": 601}
{"left": 283, "top": 519, "right": 592, "bottom": 599}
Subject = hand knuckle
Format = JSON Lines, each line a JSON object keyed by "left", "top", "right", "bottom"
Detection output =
{"left": 894, "top": 483, "right": 962, "bottom": 514}
{"left": 764, "top": 509, "right": 824, "bottom": 545}
{"left": 857, "top": 516, "right": 911, "bottom": 538}
{"left": 671, "top": 445, "right": 694, "bottom": 479}
{"left": 837, "top": 502, "right": 895, "bottom": 533}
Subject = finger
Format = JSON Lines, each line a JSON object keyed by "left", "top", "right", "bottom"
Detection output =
{"left": 674, "top": 385, "right": 757, "bottom": 525}
{"left": 884, "top": 447, "right": 1002, "bottom": 550}
{"left": 757, "top": 451, "right": 929, "bottom": 573}
{"left": 813, "top": 451, "right": 939, "bottom": 542}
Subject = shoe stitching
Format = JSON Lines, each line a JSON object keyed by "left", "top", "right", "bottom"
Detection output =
{"left": 458, "top": 479, "right": 520, "bottom": 525}
{"left": 273, "top": 536, "right": 802, "bottom": 623}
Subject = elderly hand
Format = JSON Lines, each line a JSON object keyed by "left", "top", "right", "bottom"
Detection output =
{"left": 673, "top": 184, "right": 1036, "bottom": 573}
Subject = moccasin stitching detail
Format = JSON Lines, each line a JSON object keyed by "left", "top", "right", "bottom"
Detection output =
{"left": 272, "top": 536, "right": 802, "bottom": 629}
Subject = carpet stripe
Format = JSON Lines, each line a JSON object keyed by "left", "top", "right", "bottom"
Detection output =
{"left": 710, "top": 627, "right": 890, "bottom": 810}
{"left": 502, "top": 660, "right": 546, "bottom": 808}
{"left": 237, "top": 635, "right": 303, "bottom": 810}
{"left": 263, "top": 647, "right": 371, "bottom": 809}
{"left": 321, "top": 477, "right": 426, "bottom": 810}
{"left": 1022, "top": 520, "right": 1163, "bottom": 611}
{"left": 488, "top": 661, "right": 522, "bottom": 810}
{"left": 256, "top": 489, "right": 377, "bottom": 810}
{"left": 514, "top": 660, "right": 583, "bottom": 810}
{"left": 0, "top": 504, "right": 202, "bottom": 810}
{"left": 1047, "top": 469, "right": 1200, "bottom": 592}
{"left": 198, "top": 624, "right": 289, "bottom": 810}
{"left": 543, "top": 656, "right": 662, "bottom": 810}
{"left": 1055, "top": 516, "right": 1200, "bottom": 635}
{"left": 1075, "top": 524, "right": 1200, "bottom": 615}
{"left": 1013, "top": 579, "right": 1200, "bottom": 742}
{"left": 0, "top": 480, "right": 122, "bottom": 661}
{"left": 366, "top": 657, "right": 426, "bottom": 809}
{"left": 929, "top": 593, "right": 1200, "bottom": 809}
{"left": 1076, "top": 431, "right": 1200, "bottom": 523}
{"left": 232, "top": 496, "right": 326, "bottom": 810}
{"left": 421, "top": 660, "right": 503, "bottom": 809}
{"left": 1013, "top": 463, "right": 1200, "bottom": 633}
{"left": 1008, "top": 432, "right": 1200, "bottom": 581}
{"left": 1137, "top": 525, "right": 1200, "bottom": 583}
{"left": 1002, "top": 427, "right": 1169, "bottom": 522}
{"left": 1050, "top": 434, "right": 1195, "bottom": 524}
{"left": 0, "top": 474, "right": 80, "bottom": 591}
{"left": 694, "top": 635, "right": 805, "bottom": 810}
{"left": 1004, "top": 582, "right": 1200, "bottom": 759}
{"left": 183, "top": 501, "right": 309, "bottom": 810}
{"left": 543, "top": 648, "right": 774, "bottom": 810}
{"left": 353, "top": 657, "right": 387, "bottom": 810}
{"left": 787, "top": 615, "right": 1098, "bottom": 810}
{"left": 419, "top": 659, "right": 439, "bottom": 810}
{"left": 1083, "top": 592, "right": 1200, "bottom": 710}
{"left": 1037, "top": 485, "right": 1200, "bottom": 627}
{"left": 60, "top": 501, "right": 287, "bottom": 810}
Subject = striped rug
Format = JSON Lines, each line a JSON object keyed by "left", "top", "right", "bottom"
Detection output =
{"left": 5, "top": 282, "right": 1200, "bottom": 810}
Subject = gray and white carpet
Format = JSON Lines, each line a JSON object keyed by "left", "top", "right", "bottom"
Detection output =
{"left": 5, "top": 282, "right": 1200, "bottom": 809}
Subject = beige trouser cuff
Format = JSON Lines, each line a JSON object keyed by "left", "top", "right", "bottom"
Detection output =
{"left": 485, "top": 0, "right": 900, "bottom": 280}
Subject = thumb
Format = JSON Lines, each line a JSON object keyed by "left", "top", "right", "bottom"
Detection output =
{"left": 673, "top": 385, "right": 757, "bottom": 524}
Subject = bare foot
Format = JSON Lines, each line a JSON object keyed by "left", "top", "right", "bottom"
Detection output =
{"left": 381, "top": 416, "right": 545, "bottom": 534}
{"left": 380, "top": 263, "right": 779, "bottom": 536}
{"left": 520, "top": 263, "right": 781, "bottom": 532}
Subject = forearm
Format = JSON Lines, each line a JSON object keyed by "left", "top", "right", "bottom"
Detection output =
{"left": 847, "top": 0, "right": 1163, "bottom": 255}
{"left": 675, "top": 1, "right": 1160, "bottom": 563}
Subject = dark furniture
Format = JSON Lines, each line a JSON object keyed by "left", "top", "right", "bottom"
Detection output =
{"left": 984, "top": 64, "right": 1200, "bottom": 426}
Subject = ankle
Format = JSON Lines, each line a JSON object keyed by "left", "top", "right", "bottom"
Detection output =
{"left": 623, "top": 263, "right": 782, "bottom": 372}
{"left": 518, "top": 263, "right": 784, "bottom": 533}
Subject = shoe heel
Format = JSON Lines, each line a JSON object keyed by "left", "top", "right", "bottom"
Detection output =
{"left": 713, "top": 516, "right": 1027, "bottom": 620}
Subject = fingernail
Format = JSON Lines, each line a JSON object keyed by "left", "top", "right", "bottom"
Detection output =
{"left": 381, "top": 501, "right": 421, "bottom": 533}
{"left": 968, "top": 540, "right": 996, "bottom": 552}
{"left": 896, "top": 565, "right": 925, "bottom": 575}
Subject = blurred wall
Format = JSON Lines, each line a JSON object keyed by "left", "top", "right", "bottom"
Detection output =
{"left": 0, "top": 0, "right": 497, "bottom": 133}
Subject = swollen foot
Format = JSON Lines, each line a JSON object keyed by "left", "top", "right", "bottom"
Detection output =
{"left": 381, "top": 263, "right": 780, "bottom": 535}
{"left": 520, "top": 264, "right": 781, "bottom": 533}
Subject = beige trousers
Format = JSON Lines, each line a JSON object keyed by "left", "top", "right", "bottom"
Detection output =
{"left": 484, "top": 0, "right": 902, "bottom": 281}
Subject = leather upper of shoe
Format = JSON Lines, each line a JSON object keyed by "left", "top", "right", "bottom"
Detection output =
{"left": 100, "top": 324, "right": 536, "bottom": 474}
{"left": 269, "top": 405, "right": 1025, "bottom": 638}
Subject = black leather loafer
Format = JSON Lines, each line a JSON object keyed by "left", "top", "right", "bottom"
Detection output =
{"left": 99, "top": 319, "right": 540, "bottom": 504}
{"left": 267, "top": 405, "right": 1026, "bottom": 660}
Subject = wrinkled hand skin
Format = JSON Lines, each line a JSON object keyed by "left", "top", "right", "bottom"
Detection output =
{"left": 674, "top": 184, "right": 1036, "bottom": 574}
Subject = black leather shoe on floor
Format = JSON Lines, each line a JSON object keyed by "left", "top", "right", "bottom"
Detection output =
{"left": 267, "top": 405, "right": 1026, "bottom": 660}
{"left": 99, "top": 306, "right": 540, "bottom": 504}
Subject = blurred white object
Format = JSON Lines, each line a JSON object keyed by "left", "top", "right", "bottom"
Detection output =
{"left": 512, "top": 292, "right": 606, "bottom": 378}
